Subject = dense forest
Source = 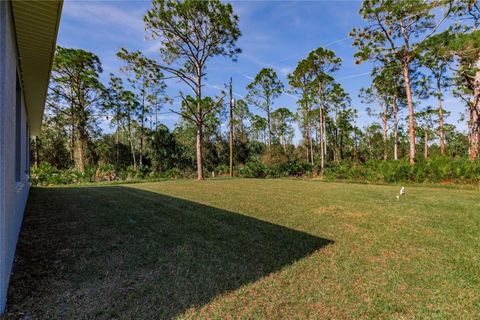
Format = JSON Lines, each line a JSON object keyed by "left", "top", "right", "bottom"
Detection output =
{"left": 32, "top": 0, "right": 480, "bottom": 185}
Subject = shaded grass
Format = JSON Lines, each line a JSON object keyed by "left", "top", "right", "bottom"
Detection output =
{"left": 5, "top": 179, "right": 480, "bottom": 319}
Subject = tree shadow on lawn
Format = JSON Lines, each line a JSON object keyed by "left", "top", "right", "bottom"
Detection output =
{"left": 6, "top": 186, "right": 332, "bottom": 319}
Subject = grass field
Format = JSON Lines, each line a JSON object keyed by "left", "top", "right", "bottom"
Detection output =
{"left": 5, "top": 179, "right": 480, "bottom": 319}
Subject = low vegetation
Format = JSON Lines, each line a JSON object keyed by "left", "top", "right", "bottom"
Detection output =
{"left": 30, "top": 157, "right": 480, "bottom": 186}
{"left": 6, "top": 180, "right": 480, "bottom": 318}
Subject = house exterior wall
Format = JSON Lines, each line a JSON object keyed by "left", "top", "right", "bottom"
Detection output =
{"left": 0, "top": 1, "right": 31, "bottom": 313}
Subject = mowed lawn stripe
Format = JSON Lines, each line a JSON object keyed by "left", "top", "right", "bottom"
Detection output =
{"left": 5, "top": 179, "right": 480, "bottom": 319}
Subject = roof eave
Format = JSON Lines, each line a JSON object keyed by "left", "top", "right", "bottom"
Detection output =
{"left": 11, "top": 0, "right": 63, "bottom": 136}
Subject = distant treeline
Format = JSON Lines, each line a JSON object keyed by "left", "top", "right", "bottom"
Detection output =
{"left": 33, "top": 0, "right": 480, "bottom": 183}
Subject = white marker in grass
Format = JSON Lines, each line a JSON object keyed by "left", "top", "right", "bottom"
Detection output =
{"left": 396, "top": 187, "right": 406, "bottom": 200}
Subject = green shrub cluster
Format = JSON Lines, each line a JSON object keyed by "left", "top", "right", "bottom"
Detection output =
{"left": 30, "top": 163, "right": 190, "bottom": 186}
{"left": 324, "top": 157, "right": 480, "bottom": 183}
{"left": 238, "top": 161, "right": 313, "bottom": 178}
{"left": 30, "top": 163, "right": 95, "bottom": 186}
{"left": 30, "top": 157, "right": 480, "bottom": 186}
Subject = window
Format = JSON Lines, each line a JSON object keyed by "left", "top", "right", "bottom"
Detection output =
{"left": 15, "top": 72, "right": 21, "bottom": 183}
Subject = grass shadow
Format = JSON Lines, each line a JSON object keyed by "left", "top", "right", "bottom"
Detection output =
{"left": 6, "top": 186, "right": 332, "bottom": 319}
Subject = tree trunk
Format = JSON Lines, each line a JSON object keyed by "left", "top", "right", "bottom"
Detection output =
{"left": 319, "top": 105, "right": 325, "bottom": 172}
{"left": 130, "top": 136, "right": 136, "bottom": 168}
{"left": 305, "top": 121, "right": 309, "bottom": 163}
{"left": 339, "top": 114, "right": 344, "bottom": 161}
{"left": 334, "top": 111, "right": 340, "bottom": 163}
{"left": 229, "top": 79, "right": 234, "bottom": 177}
{"left": 34, "top": 137, "right": 39, "bottom": 168}
{"left": 468, "top": 114, "right": 472, "bottom": 159}
{"left": 323, "top": 111, "right": 327, "bottom": 162}
{"left": 73, "top": 104, "right": 89, "bottom": 173}
{"left": 367, "top": 131, "right": 372, "bottom": 160}
{"left": 75, "top": 125, "right": 86, "bottom": 173}
{"left": 69, "top": 89, "right": 75, "bottom": 165}
{"left": 155, "top": 95, "right": 159, "bottom": 129}
{"left": 196, "top": 122, "right": 204, "bottom": 180}
{"left": 127, "top": 118, "right": 136, "bottom": 168}
{"left": 309, "top": 133, "right": 314, "bottom": 165}
{"left": 195, "top": 65, "right": 204, "bottom": 180}
{"left": 470, "top": 104, "right": 480, "bottom": 160}
{"left": 70, "top": 111, "right": 75, "bottom": 164}
{"left": 383, "top": 112, "right": 388, "bottom": 161}
{"left": 437, "top": 79, "right": 445, "bottom": 155}
{"left": 353, "top": 116, "right": 358, "bottom": 162}
{"left": 305, "top": 129, "right": 309, "bottom": 163}
{"left": 470, "top": 56, "right": 480, "bottom": 160}
{"left": 267, "top": 106, "right": 272, "bottom": 152}
{"left": 340, "top": 133, "right": 344, "bottom": 161}
{"left": 402, "top": 59, "right": 416, "bottom": 164}
{"left": 393, "top": 95, "right": 399, "bottom": 161}
{"left": 424, "top": 131, "right": 428, "bottom": 159}
{"left": 318, "top": 83, "right": 326, "bottom": 172}
{"left": 116, "top": 121, "right": 120, "bottom": 167}
{"left": 139, "top": 93, "right": 145, "bottom": 167}
{"left": 314, "top": 124, "right": 319, "bottom": 162}
{"left": 354, "top": 131, "right": 358, "bottom": 162}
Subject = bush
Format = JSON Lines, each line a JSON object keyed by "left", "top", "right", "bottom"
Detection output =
{"left": 95, "top": 163, "right": 117, "bottom": 182}
{"left": 160, "top": 168, "right": 183, "bottom": 179}
{"left": 285, "top": 162, "right": 313, "bottom": 177}
{"left": 30, "top": 157, "right": 480, "bottom": 186}
{"left": 117, "top": 165, "right": 149, "bottom": 181}
{"left": 239, "top": 161, "right": 312, "bottom": 178}
{"left": 214, "top": 164, "right": 229, "bottom": 176}
{"left": 239, "top": 162, "right": 267, "bottom": 178}
{"left": 30, "top": 163, "right": 93, "bottom": 186}
{"left": 30, "top": 163, "right": 60, "bottom": 186}
{"left": 323, "top": 158, "right": 480, "bottom": 184}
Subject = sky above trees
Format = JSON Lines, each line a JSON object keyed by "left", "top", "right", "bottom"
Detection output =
{"left": 57, "top": 0, "right": 465, "bottom": 142}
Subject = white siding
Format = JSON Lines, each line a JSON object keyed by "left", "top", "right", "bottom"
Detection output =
{"left": 0, "top": 1, "right": 31, "bottom": 313}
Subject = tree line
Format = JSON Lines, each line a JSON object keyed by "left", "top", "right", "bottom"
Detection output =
{"left": 34, "top": 0, "right": 480, "bottom": 182}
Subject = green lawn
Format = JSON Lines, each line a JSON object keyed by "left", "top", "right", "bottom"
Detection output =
{"left": 5, "top": 179, "right": 480, "bottom": 319}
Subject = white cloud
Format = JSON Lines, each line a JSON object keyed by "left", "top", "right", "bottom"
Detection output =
{"left": 157, "top": 114, "right": 179, "bottom": 121}
{"left": 62, "top": 1, "right": 144, "bottom": 33}
{"left": 144, "top": 41, "right": 164, "bottom": 54}
{"left": 280, "top": 66, "right": 292, "bottom": 76}
{"left": 237, "top": 71, "right": 254, "bottom": 81}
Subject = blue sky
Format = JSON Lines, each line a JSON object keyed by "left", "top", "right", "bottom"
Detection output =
{"left": 58, "top": 0, "right": 466, "bottom": 141}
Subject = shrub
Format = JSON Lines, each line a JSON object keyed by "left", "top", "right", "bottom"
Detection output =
{"left": 30, "top": 163, "right": 93, "bottom": 186}
{"left": 161, "top": 168, "right": 183, "bottom": 179}
{"left": 30, "top": 157, "right": 480, "bottom": 186}
{"left": 323, "top": 158, "right": 480, "bottom": 184}
{"left": 95, "top": 163, "right": 117, "bottom": 182}
{"left": 239, "top": 161, "right": 312, "bottom": 178}
{"left": 286, "top": 162, "right": 313, "bottom": 177}
{"left": 30, "top": 163, "right": 57, "bottom": 186}
{"left": 118, "top": 165, "right": 148, "bottom": 181}
{"left": 239, "top": 162, "right": 267, "bottom": 178}
{"left": 214, "top": 164, "right": 229, "bottom": 176}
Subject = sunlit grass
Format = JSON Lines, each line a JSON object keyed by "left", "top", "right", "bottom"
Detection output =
{"left": 6, "top": 179, "right": 480, "bottom": 319}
